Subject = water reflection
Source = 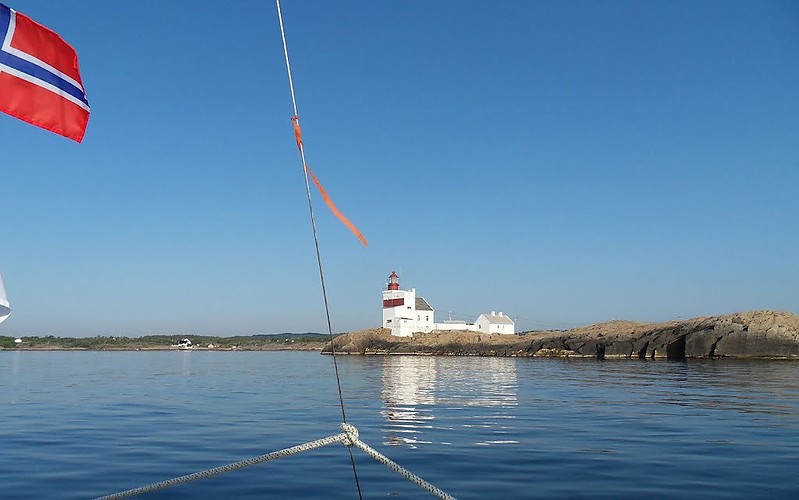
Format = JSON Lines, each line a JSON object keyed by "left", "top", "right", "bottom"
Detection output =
{"left": 180, "top": 350, "right": 192, "bottom": 376}
{"left": 380, "top": 356, "right": 518, "bottom": 447}
{"left": 380, "top": 356, "right": 437, "bottom": 447}
{"left": 11, "top": 349, "right": 20, "bottom": 380}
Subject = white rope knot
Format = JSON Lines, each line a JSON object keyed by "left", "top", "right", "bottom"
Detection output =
{"left": 340, "top": 423, "right": 360, "bottom": 446}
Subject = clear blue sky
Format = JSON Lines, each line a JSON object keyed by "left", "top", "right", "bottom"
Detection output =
{"left": 1, "top": 0, "right": 797, "bottom": 337}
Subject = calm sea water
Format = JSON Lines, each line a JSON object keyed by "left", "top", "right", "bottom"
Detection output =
{"left": 1, "top": 351, "right": 798, "bottom": 499}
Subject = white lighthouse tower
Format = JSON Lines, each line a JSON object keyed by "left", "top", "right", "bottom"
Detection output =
{"left": 382, "top": 271, "right": 434, "bottom": 337}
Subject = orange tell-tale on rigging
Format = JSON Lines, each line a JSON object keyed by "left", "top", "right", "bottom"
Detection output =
{"left": 290, "top": 115, "right": 367, "bottom": 247}
{"left": 291, "top": 115, "right": 303, "bottom": 151}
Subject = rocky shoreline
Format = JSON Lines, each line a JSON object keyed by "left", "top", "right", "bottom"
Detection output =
{"left": 324, "top": 310, "right": 799, "bottom": 359}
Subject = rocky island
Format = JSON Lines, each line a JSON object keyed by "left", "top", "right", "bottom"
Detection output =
{"left": 324, "top": 310, "right": 799, "bottom": 359}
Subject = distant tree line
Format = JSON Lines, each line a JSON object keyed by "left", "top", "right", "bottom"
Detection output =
{"left": 0, "top": 334, "right": 332, "bottom": 350}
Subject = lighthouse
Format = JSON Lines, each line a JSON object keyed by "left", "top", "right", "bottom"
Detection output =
{"left": 382, "top": 271, "right": 434, "bottom": 337}
{"left": 387, "top": 271, "right": 400, "bottom": 290}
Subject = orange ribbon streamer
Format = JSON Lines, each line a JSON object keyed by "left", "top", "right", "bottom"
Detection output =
{"left": 291, "top": 115, "right": 303, "bottom": 151}
{"left": 304, "top": 165, "right": 368, "bottom": 247}
{"left": 290, "top": 115, "right": 367, "bottom": 247}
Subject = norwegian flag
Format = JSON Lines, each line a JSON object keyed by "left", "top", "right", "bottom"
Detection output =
{"left": 0, "top": 3, "right": 89, "bottom": 142}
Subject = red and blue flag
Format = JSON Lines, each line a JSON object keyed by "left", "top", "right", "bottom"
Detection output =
{"left": 0, "top": 3, "right": 89, "bottom": 142}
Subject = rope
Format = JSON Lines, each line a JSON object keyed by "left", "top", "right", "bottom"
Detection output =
{"left": 95, "top": 432, "right": 349, "bottom": 500}
{"left": 341, "top": 424, "right": 457, "bottom": 500}
{"left": 96, "top": 424, "right": 456, "bottom": 500}
{"left": 275, "top": 0, "right": 298, "bottom": 117}
{"left": 274, "top": 1, "right": 362, "bottom": 497}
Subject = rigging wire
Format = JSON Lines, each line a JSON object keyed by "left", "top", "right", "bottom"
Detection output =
{"left": 274, "top": 1, "right": 363, "bottom": 498}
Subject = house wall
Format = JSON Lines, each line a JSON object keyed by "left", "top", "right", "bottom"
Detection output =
{"left": 390, "top": 317, "right": 416, "bottom": 337}
{"left": 416, "top": 309, "right": 434, "bottom": 332}
{"left": 383, "top": 288, "right": 416, "bottom": 328}
{"left": 491, "top": 323, "right": 514, "bottom": 334}
{"left": 434, "top": 322, "right": 479, "bottom": 332}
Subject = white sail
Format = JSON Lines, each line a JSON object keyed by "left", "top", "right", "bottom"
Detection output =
{"left": 0, "top": 273, "right": 10, "bottom": 325}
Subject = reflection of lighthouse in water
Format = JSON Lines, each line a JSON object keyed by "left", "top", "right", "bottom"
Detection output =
{"left": 381, "top": 356, "right": 437, "bottom": 447}
{"left": 381, "top": 356, "right": 520, "bottom": 448}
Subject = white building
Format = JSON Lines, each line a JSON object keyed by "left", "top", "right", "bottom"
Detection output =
{"left": 381, "top": 271, "right": 515, "bottom": 337}
{"left": 382, "top": 271, "right": 435, "bottom": 337}
{"left": 475, "top": 312, "right": 515, "bottom": 335}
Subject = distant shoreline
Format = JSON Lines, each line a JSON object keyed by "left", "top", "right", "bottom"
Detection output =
{"left": 2, "top": 345, "right": 326, "bottom": 352}
{"left": 5, "top": 310, "right": 798, "bottom": 359}
{"left": 0, "top": 335, "right": 329, "bottom": 352}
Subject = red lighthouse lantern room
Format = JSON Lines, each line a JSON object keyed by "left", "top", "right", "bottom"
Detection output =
{"left": 387, "top": 271, "right": 400, "bottom": 290}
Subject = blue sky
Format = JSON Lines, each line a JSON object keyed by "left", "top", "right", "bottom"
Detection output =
{"left": 1, "top": 0, "right": 797, "bottom": 337}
